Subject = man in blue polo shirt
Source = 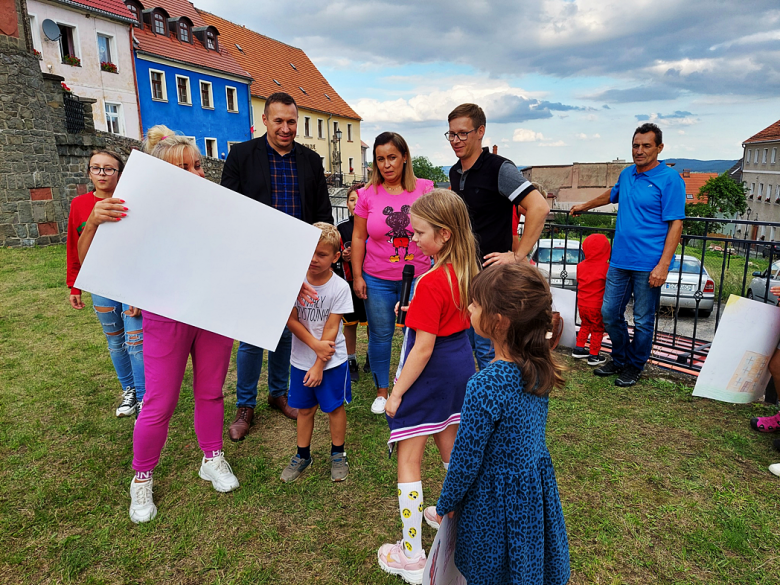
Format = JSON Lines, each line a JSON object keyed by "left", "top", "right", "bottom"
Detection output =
{"left": 571, "top": 123, "right": 685, "bottom": 386}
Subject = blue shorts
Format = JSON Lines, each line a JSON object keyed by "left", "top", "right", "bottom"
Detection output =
{"left": 288, "top": 360, "right": 351, "bottom": 413}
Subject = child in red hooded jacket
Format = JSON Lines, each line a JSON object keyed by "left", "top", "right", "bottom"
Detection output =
{"left": 572, "top": 234, "right": 611, "bottom": 366}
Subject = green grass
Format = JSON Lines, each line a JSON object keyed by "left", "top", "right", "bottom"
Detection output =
{"left": 1, "top": 245, "right": 779, "bottom": 584}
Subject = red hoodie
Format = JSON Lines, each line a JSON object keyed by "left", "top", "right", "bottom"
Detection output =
{"left": 577, "top": 234, "right": 611, "bottom": 309}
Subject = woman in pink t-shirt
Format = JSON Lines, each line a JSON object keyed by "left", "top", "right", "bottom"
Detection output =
{"left": 352, "top": 132, "right": 434, "bottom": 414}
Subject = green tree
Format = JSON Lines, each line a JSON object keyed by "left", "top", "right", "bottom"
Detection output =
{"left": 683, "top": 173, "right": 747, "bottom": 236}
{"left": 412, "top": 156, "right": 448, "bottom": 183}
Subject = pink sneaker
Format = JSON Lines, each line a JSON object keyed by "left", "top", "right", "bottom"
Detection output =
{"left": 423, "top": 506, "right": 440, "bottom": 530}
{"left": 377, "top": 541, "right": 426, "bottom": 584}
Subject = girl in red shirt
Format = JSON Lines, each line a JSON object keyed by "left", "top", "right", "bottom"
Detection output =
{"left": 378, "top": 189, "right": 480, "bottom": 584}
{"left": 66, "top": 150, "right": 145, "bottom": 418}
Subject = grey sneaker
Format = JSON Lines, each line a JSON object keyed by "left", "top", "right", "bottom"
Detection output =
{"left": 116, "top": 386, "right": 138, "bottom": 417}
{"left": 587, "top": 354, "right": 607, "bottom": 366}
{"left": 280, "top": 454, "right": 312, "bottom": 483}
{"left": 330, "top": 452, "right": 349, "bottom": 482}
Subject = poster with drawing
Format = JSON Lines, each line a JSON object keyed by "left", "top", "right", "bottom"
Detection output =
{"left": 551, "top": 287, "right": 577, "bottom": 349}
{"left": 75, "top": 150, "right": 322, "bottom": 351}
{"left": 423, "top": 512, "right": 465, "bottom": 585}
{"left": 693, "top": 295, "right": 780, "bottom": 403}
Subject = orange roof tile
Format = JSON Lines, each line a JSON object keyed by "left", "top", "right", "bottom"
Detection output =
{"left": 681, "top": 172, "right": 718, "bottom": 204}
{"left": 197, "top": 10, "right": 360, "bottom": 121}
{"left": 744, "top": 119, "right": 780, "bottom": 144}
{"left": 56, "top": 0, "right": 135, "bottom": 22}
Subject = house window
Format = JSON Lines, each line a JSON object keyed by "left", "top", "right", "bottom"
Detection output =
{"left": 333, "top": 121, "right": 339, "bottom": 136}
{"left": 764, "top": 149, "right": 769, "bottom": 164}
{"left": 176, "top": 75, "right": 190, "bottom": 104}
{"left": 104, "top": 102, "right": 123, "bottom": 135}
{"left": 347, "top": 123, "right": 352, "bottom": 142}
{"left": 127, "top": 3, "right": 141, "bottom": 27}
{"left": 200, "top": 81, "right": 213, "bottom": 109}
{"left": 227, "top": 141, "right": 240, "bottom": 152}
{"left": 149, "top": 70, "right": 166, "bottom": 101}
{"left": 153, "top": 12, "right": 166, "bottom": 35}
{"left": 97, "top": 34, "right": 113, "bottom": 66}
{"left": 760, "top": 183, "right": 764, "bottom": 199}
{"left": 225, "top": 86, "right": 238, "bottom": 112}
{"left": 178, "top": 21, "right": 190, "bottom": 43}
{"left": 304, "top": 116, "right": 311, "bottom": 137}
{"left": 755, "top": 149, "right": 760, "bottom": 164}
{"left": 348, "top": 157, "right": 354, "bottom": 173}
{"left": 204, "top": 138, "right": 217, "bottom": 158}
{"left": 57, "top": 24, "right": 77, "bottom": 62}
{"left": 318, "top": 119, "right": 324, "bottom": 139}
{"left": 206, "top": 31, "right": 216, "bottom": 50}
{"left": 320, "top": 156, "right": 325, "bottom": 168}
{"left": 746, "top": 149, "right": 751, "bottom": 165}
{"left": 773, "top": 148, "right": 777, "bottom": 164}
{"left": 28, "top": 14, "right": 42, "bottom": 53}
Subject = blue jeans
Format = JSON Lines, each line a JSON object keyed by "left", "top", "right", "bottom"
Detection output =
{"left": 466, "top": 326, "right": 495, "bottom": 371}
{"left": 236, "top": 327, "right": 292, "bottom": 407}
{"left": 362, "top": 272, "right": 415, "bottom": 389}
{"left": 601, "top": 266, "right": 661, "bottom": 371}
{"left": 91, "top": 293, "right": 145, "bottom": 401}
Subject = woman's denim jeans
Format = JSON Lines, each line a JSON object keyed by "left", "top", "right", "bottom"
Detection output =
{"left": 362, "top": 272, "right": 415, "bottom": 389}
{"left": 235, "top": 327, "right": 292, "bottom": 407}
{"left": 601, "top": 266, "right": 661, "bottom": 371}
{"left": 91, "top": 293, "right": 146, "bottom": 401}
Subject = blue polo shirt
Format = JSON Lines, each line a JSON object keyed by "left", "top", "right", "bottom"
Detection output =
{"left": 609, "top": 161, "right": 686, "bottom": 271}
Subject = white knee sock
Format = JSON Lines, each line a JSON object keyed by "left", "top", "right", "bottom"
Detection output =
{"left": 442, "top": 461, "right": 449, "bottom": 472}
{"left": 398, "top": 481, "right": 424, "bottom": 558}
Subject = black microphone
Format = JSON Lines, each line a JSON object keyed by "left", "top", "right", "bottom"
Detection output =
{"left": 397, "top": 264, "right": 415, "bottom": 325}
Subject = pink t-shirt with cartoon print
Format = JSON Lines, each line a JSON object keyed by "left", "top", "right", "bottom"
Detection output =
{"left": 355, "top": 179, "right": 434, "bottom": 281}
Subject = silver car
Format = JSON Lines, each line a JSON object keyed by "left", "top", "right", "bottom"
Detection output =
{"left": 746, "top": 260, "right": 780, "bottom": 305}
{"left": 531, "top": 239, "right": 583, "bottom": 290}
{"left": 659, "top": 255, "right": 715, "bottom": 317}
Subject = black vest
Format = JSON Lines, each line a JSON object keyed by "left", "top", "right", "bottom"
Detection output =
{"left": 450, "top": 148, "right": 514, "bottom": 260}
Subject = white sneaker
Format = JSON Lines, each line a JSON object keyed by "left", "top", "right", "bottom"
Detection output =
{"left": 199, "top": 451, "right": 239, "bottom": 492}
{"left": 116, "top": 386, "right": 138, "bottom": 417}
{"left": 134, "top": 401, "right": 143, "bottom": 427}
{"left": 423, "top": 505, "right": 440, "bottom": 530}
{"left": 129, "top": 478, "right": 157, "bottom": 524}
{"left": 769, "top": 463, "right": 780, "bottom": 477}
{"left": 371, "top": 396, "right": 387, "bottom": 414}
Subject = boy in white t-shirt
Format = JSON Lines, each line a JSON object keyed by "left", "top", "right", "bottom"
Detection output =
{"left": 282, "top": 223, "right": 354, "bottom": 483}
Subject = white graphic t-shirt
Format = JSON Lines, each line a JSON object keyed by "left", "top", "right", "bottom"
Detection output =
{"left": 290, "top": 272, "right": 354, "bottom": 371}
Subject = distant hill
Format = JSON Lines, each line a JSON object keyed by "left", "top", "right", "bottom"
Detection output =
{"left": 663, "top": 159, "right": 737, "bottom": 173}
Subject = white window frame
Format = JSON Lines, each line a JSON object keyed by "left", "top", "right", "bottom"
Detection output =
{"left": 745, "top": 149, "right": 751, "bottom": 165}
{"left": 204, "top": 137, "right": 217, "bottom": 158}
{"left": 773, "top": 148, "right": 777, "bottom": 164}
{"left": 225, "top": 86, "right": 238, "bottom": 113}
{"left": 317, "top": 118, "right": 324, "bottom": 139}
{"left": 304, "top": 116, "right": 311, "bottom": 138}
{"left": 28, "top": 14, "right": 42, "bottom": 53}
{"left": 56, "top": 20, "right": 80, "bottom": 61}
{"left": 227, "top": 141, "right": 240, "bottom": 152}
{"left": 755, "top": 149, "right": 760, "bottom": 164}
{"left": 175, "top": 74, "right": 191, "bottom": 105}
{"left": 348, "top": 157, "right": 354, "bottom": 172}
{"left": 149, "top": 69, "right": 167, "bottom": 102}
{"left": 347, "top": 123, "right": 352, "bottom": 142}
{"left": 320, "top": 156, "right": 326, "bottom": 168}
{"left": 96, "top": 32, "right": 116, "bottom": 68}
{"left": 200, "top": 80, "right": 213, "bottom": 109}
{"left": 104, "top": 101, "right": 125, "bottom": 135}
{"left": 759, "top": 183, "right": 764, "bottom": 198}
{"left": 764, "top": 149, "right": 769, "bottom": 164}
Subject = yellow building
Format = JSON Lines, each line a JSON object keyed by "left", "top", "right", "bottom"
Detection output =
{"left": 198, "top": 10, "right": 363, "bottom": 182}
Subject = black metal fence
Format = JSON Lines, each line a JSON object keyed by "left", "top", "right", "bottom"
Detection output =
{"left": 63, "top": 92, "right": 85, "bottom": 134}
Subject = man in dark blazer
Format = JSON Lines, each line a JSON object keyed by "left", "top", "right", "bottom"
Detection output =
{"left": 221, "top": 92, "right": 333, "bottom": 441}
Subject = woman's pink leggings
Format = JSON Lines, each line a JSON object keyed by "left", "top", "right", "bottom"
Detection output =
{"left": 132, "top": 314, "right": 233, "bottom": 473}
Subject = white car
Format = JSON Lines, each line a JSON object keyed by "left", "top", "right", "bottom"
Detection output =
{"left": 659, "top": 255, "right": 715, "bottom": 317}
{"left": 746, "top": 260, "right": 780, "bottom": 305}
{"left": 531, "top": 239, "right": 583, "bottom": 290}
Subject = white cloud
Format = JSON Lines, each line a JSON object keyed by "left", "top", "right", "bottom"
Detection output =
{"left": 575, "top": 133, "right": 601, "bottom": 140}
{"left": 513, "top": 128, "right": 544, "bottom": 142}
{"left": 539, "top": 141, "right": 568, "bottom": 147}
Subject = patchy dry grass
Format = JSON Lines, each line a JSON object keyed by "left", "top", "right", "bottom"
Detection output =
{"left": 1, "top": 246, "right": 779, "bottom": 584}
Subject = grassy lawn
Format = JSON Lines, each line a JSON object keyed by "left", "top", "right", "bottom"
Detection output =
{"left": 1, "top": 246, "right": 779, "bottom": 584}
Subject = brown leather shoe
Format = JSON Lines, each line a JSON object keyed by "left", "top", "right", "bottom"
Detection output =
{"left": 268, "top": 394, "right": 298, "bottom": 420}
{"left": 228, "top": 406, "right": 254, "bottom": 442}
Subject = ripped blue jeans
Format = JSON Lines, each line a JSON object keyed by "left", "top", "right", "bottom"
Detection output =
{"left": 92, "top": 294, "right": 146, "bottom": 401}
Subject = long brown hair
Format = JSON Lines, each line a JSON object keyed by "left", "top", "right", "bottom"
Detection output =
{"left": 410, "top": 189, "right": 480, "bottom": 317}
{"left": 370, "top": 131, "right": 417, "bottom": 192}
{"left": 470, "top": 264, "right": 565, "bottom": 396}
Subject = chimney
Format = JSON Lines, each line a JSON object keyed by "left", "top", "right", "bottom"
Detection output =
{"left": 683, "top": 169, "right": 690, "bottom": 177}
{"left": 492, "top": 145, "right": 498, "bottom": 154}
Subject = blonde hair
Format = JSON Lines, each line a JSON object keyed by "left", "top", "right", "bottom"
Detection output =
{"left": 313, "top": 222, "right": 341, "bottom": 254}
{"left": 370, "top": 132, "right": 417, "bottom": 193}
{"left": 410, "top": 189, "right": 480, "bottom": 317}
{"left": 142, "top": 125, "right": 202, "bottom": 166}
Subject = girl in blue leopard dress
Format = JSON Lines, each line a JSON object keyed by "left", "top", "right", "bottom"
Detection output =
{"left": 436, "top": 263, "right": 570, "bottom": 585}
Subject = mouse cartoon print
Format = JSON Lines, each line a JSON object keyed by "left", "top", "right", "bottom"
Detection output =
{"left": 383, "top": 204, "right": 414, "bottom": 262}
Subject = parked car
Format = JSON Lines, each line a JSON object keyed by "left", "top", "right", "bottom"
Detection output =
{"left": 746, "top": 260, "right": 780, "bottom": 305}
{"left": 659, "top": 255, "right": 715, "bottom": 317}
{"left": 531, "top": 239, "right": 583, "bottom": 290}
{"left": 761, "top": 243, "right": 780, "bottom": 259}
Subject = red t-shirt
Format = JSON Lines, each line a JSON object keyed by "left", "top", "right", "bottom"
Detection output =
{"left": 66, "top": 192, "right": 101, "bottom": 295}
{"left": 405, "top": 264, "right": 471, "bottom": 336}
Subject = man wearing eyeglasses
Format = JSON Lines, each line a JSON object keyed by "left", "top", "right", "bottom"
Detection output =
{"left": 447, "top": 103, "right": 550, "bottom": 369}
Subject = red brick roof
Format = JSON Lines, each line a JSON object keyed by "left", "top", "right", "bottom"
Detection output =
{"left": 744, "top": 119, "right": 780, "bottom": 144}
{"left": 197, "top": 10, "right": 360, "bottom": 121}
{"left": 133, "top": 1, "right": 250, "bottom": 79}
{"left": 681, "top": 172, "right": 718, "bottom": 204}
{"left": 57, "top": 0, "right": 135, "bottom": 22}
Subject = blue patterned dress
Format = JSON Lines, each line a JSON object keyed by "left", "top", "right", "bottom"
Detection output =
{"left": 436, "top": 360, "right": 570, "bottom": 585}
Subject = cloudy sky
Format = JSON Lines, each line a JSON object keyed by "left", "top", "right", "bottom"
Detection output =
{"left": 198, "top": 0, "right": 780, "bottom": 167}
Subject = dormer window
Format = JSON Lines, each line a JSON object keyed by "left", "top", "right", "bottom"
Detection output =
{"left": 206, "top": 31, "right": 216, "bottom": 50}
{"left": 153, "top": 12, "right": 166, "bottom": 35}
{"left": 126, "top": 2, "right": 141, "bottom": 27}
{"left": 178, "top": 21, "right": 190, "bottom": 43}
